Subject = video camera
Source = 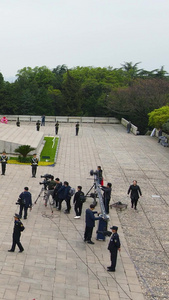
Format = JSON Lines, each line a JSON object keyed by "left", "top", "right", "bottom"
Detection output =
{"left": 39, "top": 174, "right": 53, "bottom": 189}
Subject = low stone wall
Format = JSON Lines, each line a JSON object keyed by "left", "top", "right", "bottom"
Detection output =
{"left": 0, "top": 115, "right": 120, "bottom": 124}
{"left": 121, "top": 118, "right": 138, "bottom": 135}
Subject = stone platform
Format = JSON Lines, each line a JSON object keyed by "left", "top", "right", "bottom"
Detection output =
{"left": 0, "top": 123, "right": 44, "bottom": 154}
{"left": 0, "top": 122, "right": 168, "bottom": 300}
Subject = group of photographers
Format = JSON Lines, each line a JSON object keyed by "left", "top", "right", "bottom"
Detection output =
{"left": 41, "top": 175, "right": 85, "bottom": 217}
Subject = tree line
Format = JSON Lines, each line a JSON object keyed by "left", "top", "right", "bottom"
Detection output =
{"left": 0, "top": 62, "right": 169, "bottom": 134}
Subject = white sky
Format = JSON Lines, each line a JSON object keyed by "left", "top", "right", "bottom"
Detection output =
{"left": 0, "top": 0, "right": 169, "bottom": 80}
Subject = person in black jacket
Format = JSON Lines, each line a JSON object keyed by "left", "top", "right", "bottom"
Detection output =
{"left": 57, "top": 181, "right": 70, "bottom": 212}
{"left": 1, "top": 151, "right": 8, "bottom": 175}
{"left": 8, "top": 214, "right": 24, "bottom": 253}
{"left": 84, "top": 204, "right": 101, "bottom": 244}
{"left": 73, "top": 186, "right": 85, "bottom": 219}
{"left": 101, "top": 183, "right": 112, "bottom": 215}
{"left": 107, "top": 226, "right": 121, "bottom": 272}
{"left": 53, "top": 178, "right": 62, "bottom": 208}
{"left": 44, "top": 176, "right": 56, "bottom": 207}
{"left": 18, "top": 187, "right": 32, "bottom": 219}
{"left": 127, "top": 180, "right": 142, "bottom": 210}
{"left": 36, "top": 120, "right": 41, "bottom": 131}
{"left": 55, "top": 121, "right": 59, "bottom": 135}
{"left": 75, "top": 122, "right": 79, "bottom": 136}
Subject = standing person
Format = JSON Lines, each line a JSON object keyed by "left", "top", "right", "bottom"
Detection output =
{"left": 44, "top": 176, "right": 56, "bottom": 207}
{"left": 41, "top": 115, "right": 45, "bottom": 126}
{"left": 84, "top": 204, "right": 101, "bottom": 244}
{"left": 75, "top": 122, "right": 79, "bottom": 136}
{"left": 107, "top": 226, "right": 121, "bottom": 272}
{"left": 8, "top": 214, "right": 24, "bottom": 253}
{"left": 1, "top": 151, "right": 8, "bottom": 175}
{"left": 55, "top": 121, "right": 59, "bottom": 135}
{"left": 57, "top": 181, "right": 70, "bottom": 211}
{"left": 18, "top": 187, "right": 32, "bottom": 219}
{"left": 101, "top": 183, "right": 112, "bottom": 215}
{"left": 53, "top": 178, "right": 62, "bottom": 208}
{"left": 16, "top": 117, "right": 20, "bottom": 127}
{"left": 31, "top": 154, "right": 38, "bottom": 178}
{"left": 36, "top": 120, "right": 40, "bottom": 131}
{"left": 158, "top": 128, "right": 163, "bottom": 143}
{"left": 127, "top": 121, "right": 132, "bottom": 133}
{"left": 127, "top": 180, "right": 142, "bottom": 210}
{"left": 73, "top": 186, "right": 85, "bottom": 219}
{"left": 97, "top": 166, "right": 103, "bottom": 185}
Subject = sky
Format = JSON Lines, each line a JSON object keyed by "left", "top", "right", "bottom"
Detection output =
{"left": 0, "top": 0, "right": 169, "bottom": 81}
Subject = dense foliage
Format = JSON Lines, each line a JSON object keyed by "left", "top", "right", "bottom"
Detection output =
{"left": 0, "top": 63, "right": 169, "bottom": 134}
{"left": 148, "top": 106, "right": 169, "bottom": 129}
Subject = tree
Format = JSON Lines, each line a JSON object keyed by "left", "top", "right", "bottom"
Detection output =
{"left": 14, "top": 145, "right": 35, "bottom": 158}
{"left": 148, "top": 106, "right": 169, "bottom": 128}
{"left": 107, "top": 79, "right": 169, "bottom": 134}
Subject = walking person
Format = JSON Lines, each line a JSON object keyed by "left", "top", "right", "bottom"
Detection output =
{"left": 84, "top": 204, "right": 101, "bottom": 244}
{"left": 75, "top": 122, "right": 79, "bottom": 136}
{"left": 107, "top": 226, "right": 121, "bottom": 272}
{"left": 55, "top": 121, "right": 59, "bottom": 135}
{"left": 127, "top": 180, "right": 142, "bottom": 210}
{"left": 31, "top": 154, "right": 38, "bottom": 178}
{"left": 73, "top": 186, "right": 85, "bottom": 219}
{"left": 18, "top": 187, "right": 32, "bottom": 219}
{"left": 8, "top": 214, "right": 25, "bottom": 253}
{"left": 1, "top": 151, "right": 8, "bottom": 175}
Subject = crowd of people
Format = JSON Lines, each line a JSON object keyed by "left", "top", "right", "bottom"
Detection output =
{"left": 3, "top": 153, "right": 142, "bottom": 272}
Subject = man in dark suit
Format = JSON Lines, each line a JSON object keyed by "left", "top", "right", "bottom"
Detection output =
{"left": 84, "top": 204, "right": 101, "bottom": 244}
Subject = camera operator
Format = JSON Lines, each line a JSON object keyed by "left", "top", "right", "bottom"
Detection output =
{"left": 52, "top": 178, "right": 62, "bottom": 208}
{"left": 101, "top": 182, "right": 112, "bottom": 215}
{"left": 44, "top": 175, "right": 56, "bottom": 206}
{"left": 57, "top": 181, "right": 71, "bottom": 212}
{"left": 17, "top": 187, "right": 32, "bottom": 219}
{"left": 97, "top": 166, "right": 103, "bottom": 185}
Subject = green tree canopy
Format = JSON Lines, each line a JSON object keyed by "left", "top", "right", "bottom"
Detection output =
{"left": 148, "top": 106, "right": 169, "bottom": 128}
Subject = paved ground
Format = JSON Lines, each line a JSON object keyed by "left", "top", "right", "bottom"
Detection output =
{"left": 0, "top": 122, "right": 169, "bottom": 300}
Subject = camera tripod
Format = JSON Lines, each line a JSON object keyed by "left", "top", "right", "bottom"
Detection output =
{"left": 85, "top": 181, "right": 98, "bottom": 206}
{"left": 34, "top": 187, "right": 46, "bottom": 204}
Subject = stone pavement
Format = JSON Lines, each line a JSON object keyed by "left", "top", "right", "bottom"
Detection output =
{"left": 0, "top": 122, "right": 169, "bottom": 300}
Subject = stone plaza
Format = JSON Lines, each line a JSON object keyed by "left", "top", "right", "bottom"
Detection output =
{"left": 0, "top": 121, "right": 168, "bottom": 300}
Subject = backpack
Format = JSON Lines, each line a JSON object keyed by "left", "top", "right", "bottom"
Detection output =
{"left": 79, "top": 192, "right": 86, "bottom": 203}
{"left": 69, "top": 187, "right": 75, "bottom": 197}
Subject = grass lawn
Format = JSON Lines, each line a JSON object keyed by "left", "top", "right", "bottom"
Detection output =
{"left": 8, "top": 136, "right": 59, "bottom": 166}
{"left": 40, "top": 136, "right": 59, "bottom": 162}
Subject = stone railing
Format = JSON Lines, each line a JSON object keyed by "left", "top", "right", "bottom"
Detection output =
{"left": 121, "top": 118, "right": 138, "bottom": 135}
{"left": 0, "top": 115, "right": 120, "bottom": 124}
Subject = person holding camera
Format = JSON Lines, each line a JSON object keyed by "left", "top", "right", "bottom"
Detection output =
{"left": 31, "top": 154, "right": 38, "bottom": 178}
{"left": 53, "top": 178, "right": 62, "bottom": 208}
{"left": 1, "top": 151, "right": 8, "bottom": 175}
{"left": 18, "top": 187, "right": 32, "bottom": 219}
{"left": 44, "top": 175, "right": 56, "bottom": 206}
